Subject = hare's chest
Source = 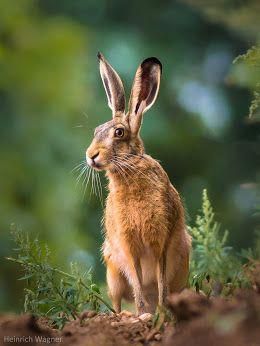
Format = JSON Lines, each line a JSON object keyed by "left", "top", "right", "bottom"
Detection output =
{"left": 105, "top": 195, "right": 142, "bottom": 234}
{"left": 105, "top": 191, "right": 160, "bottom": 245}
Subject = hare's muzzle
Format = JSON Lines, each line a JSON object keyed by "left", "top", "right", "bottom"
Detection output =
{"left": 86, "top": 151, "right": 100, "bottom": 169}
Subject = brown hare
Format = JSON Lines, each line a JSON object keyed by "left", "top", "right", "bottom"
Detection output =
{"left": 86, "top": 53, "right": 191, "bottom": 315}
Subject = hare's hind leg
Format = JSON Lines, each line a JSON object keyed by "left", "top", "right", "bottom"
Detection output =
{"left": 157, "top": 251, "right": 167, "bottom": 307}
{"left": 106, "top": 260, "right": 127, "bottom": 313}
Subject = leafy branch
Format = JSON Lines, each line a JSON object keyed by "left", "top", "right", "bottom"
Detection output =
{"left": 188, "top": 189, "right": 253, "bottom": 296}
{"left": 6, "top": 229, "right": 115, "bottom": 329}
{"left": 233, "top": 45, "right": 260, "bottom": 119}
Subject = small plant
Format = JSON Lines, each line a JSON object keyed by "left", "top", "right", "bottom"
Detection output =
{"left": 189, "top": 189, "right": 252, "bottom": 296}
{"left": 6, "top": 228, "right": 115, "bottom": 329}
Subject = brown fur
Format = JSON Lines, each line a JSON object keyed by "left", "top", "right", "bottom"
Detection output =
{"left": 86, "top": 53, "right": 191, "bottom": 314}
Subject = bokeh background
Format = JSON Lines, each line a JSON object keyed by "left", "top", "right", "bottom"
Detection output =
{"left": 0, "top": 0, "right": 259, "bottom": 312}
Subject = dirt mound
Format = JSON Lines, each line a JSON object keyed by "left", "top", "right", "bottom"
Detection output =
{"left": 0, "top": 314, "right": 57, "bottom": 345}
{"left": 165, "top": 289, "right": 260, "bottom": 346}
{"left": 0, "top": 311, "right": 162, "bottom": 346}
{"left": 1, "top": 289, "right": 260, "bottom": 346}
{"left": 60, "top": 311, "right": 161, "bottom": 346}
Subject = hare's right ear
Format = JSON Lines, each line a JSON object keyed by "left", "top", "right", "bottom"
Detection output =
{"left": 128, "top": 57, "right": 162, "bottom": 134}
{"left": 98, "top": 52, "right": 126, "bottom": 117}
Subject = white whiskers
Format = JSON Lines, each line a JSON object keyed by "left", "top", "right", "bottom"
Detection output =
{"left": 71, "top": 152, "right": 157, "bottom": 206}
{"left": 112, "top": 154, "right": 158, "bottom": 186}
{"left": 72, "top": 161, "right": 104, "bottom": 206}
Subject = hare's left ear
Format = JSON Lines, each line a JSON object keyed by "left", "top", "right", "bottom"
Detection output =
{"left": 128, "top": 57, "right": 162, "bottom": 134}
{"left": 98, "top": 52, "right": 126, "bottom": 117}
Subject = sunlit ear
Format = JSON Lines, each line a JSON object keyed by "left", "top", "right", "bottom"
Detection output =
{"left": 98, "top": 52, "right": 126, "bottom": 117}
{"left": 128, "top": 57, "right": 162, "bottom": 134}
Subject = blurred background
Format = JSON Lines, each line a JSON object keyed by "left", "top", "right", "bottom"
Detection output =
{"left": 0, "top": 0, "right": 259, "bottom": 312}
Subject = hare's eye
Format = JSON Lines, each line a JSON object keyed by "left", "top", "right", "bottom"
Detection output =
{"left": 115, "top": 128, "right": 124, "bottom": 138}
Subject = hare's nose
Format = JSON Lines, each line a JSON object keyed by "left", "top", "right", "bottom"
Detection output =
{"left": 90, "top": 152, "right": 99, "bottom": 161}
{"left": 86, "top": 151, "right": 99, "bottom": 167}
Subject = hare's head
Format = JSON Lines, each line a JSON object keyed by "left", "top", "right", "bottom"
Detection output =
{"left": 86, "top": 53, "right": 162, "bottom": 171}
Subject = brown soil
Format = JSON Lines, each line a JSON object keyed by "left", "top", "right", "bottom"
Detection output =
{"left": 1, "top": 289, "right": 260, "bottom": 346}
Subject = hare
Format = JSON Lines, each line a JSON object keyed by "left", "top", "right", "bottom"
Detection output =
{"left": 86, "top": 53, "right": 191, "bottom": 315}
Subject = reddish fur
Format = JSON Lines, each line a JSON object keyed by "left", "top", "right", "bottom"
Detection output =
{"left": 102, "top": 153, "right": 191, "bottom": 313}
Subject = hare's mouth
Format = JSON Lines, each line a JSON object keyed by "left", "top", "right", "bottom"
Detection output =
{"left": 90, "top": 161, "right": 104, "bottom": 171}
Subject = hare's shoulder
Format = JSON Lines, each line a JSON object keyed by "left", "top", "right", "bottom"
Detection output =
{"left": 139, "top": 154, "right": 168, "bottom": 179}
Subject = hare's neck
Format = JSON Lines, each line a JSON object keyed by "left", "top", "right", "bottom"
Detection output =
{"left": 106, "top": 156, "right": 151, "bottom": 194}
{"left": 106, "top": 169, "right": 134, "bottom": 191}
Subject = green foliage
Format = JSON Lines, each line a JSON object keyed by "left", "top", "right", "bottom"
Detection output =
{"left": 6, "top": 229, "right": 114, "bottom": 329}
{"left": 233, "top": 46, "right": 260, "bottom": 67}
{"left": 0, "top": 0, "right": 87, "bottom": 112}
{"left": 233, "top": 46, "right": 260, "bottom": 119}
{"left": 248, "top": 88, "right": 260, "bottom": 118}
{"left": 181, "top": 0, "right": 260, "bottom": 39}
{"left": 189, "top": 189, "right": 252, "bottom": 296}
{"left": 0, "top": 0, "right": 97, "bottom": 307}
